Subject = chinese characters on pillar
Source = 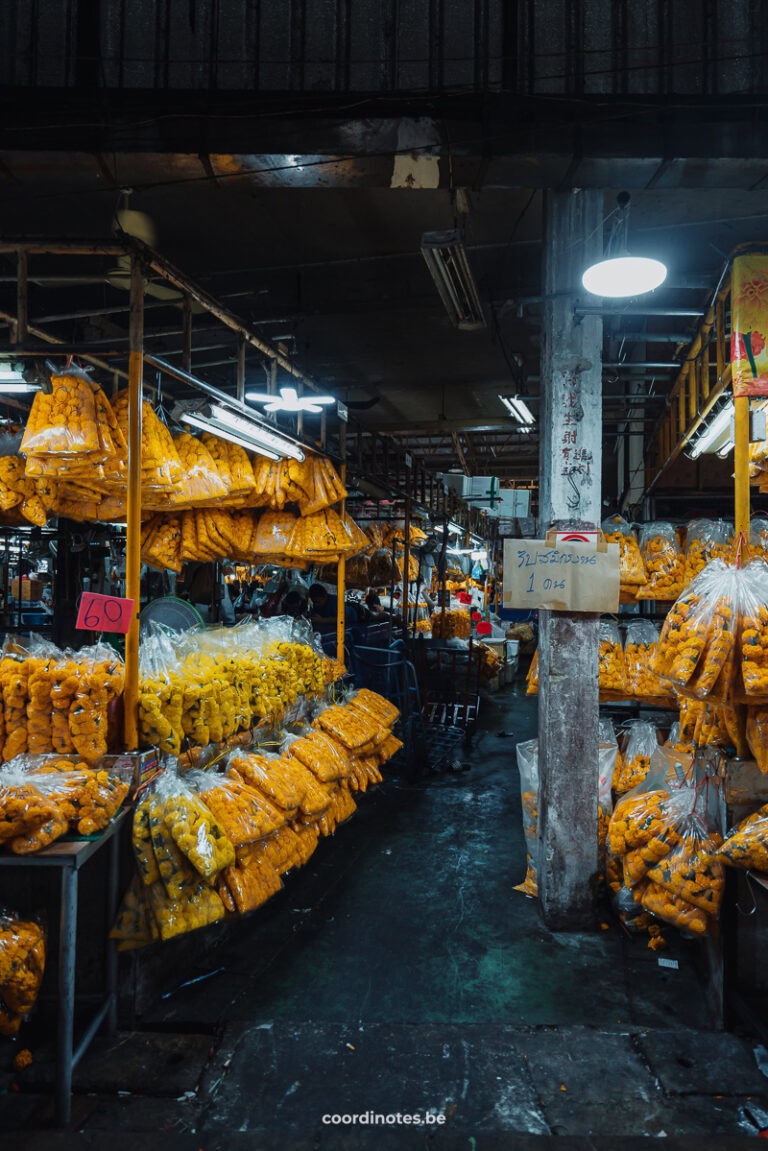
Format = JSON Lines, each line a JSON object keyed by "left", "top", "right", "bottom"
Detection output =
{"left": 556, "top": 378, "right": 593, "bottom": 514}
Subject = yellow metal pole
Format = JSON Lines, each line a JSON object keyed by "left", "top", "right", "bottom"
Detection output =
{"left": 124, "top": 257, "right": 144, "bottom": 750}
{"left": 336, "top": 421, "right": 347, "bottom": 668}
{"left": 734, "top": 395, "right": 750, "bottom": 540}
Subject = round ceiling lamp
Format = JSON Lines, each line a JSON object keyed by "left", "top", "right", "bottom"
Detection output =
{"left": 582, "top": 192, "right": 667, "bottom": 299}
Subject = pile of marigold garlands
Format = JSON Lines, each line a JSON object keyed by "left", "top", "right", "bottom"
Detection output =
{"left": 112, "top": 689, "right": 402, "bottom": 947}
{"left": 1, "top": 369, "right": 369, "bottom": 573}
{"left": 139, "top": 619, "right": 344, "bottom": 758}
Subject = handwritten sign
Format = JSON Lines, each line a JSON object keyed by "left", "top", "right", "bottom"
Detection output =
{"left": 502, "top": 539, "right": 619, "bottom": 613}
{"left": 76, "top": 591, "right": 135, "bottom": 634}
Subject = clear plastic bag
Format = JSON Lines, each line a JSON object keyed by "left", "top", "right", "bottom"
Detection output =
{"left": 217, "top": 843, "right": 282, "bottom": 914}
{"left": 171, "top": 433, "right": 230, "bottom": 506}
{"left": 287, "top": 507, "right": 368, "bottom": 561}
{"left": 684, "top": 518, "right": 731, "bottom": 585}
{"left": 194, "top": 770, "right": 285, "bottom": 846}
{"left": 653, "top": 560, "right": 739, "bottom": 703}
{"left": 514, "top": 739, "right": 539, "bottom": 897}
{"left": 642, "top": 790, "right": 724, "bottom": 919}
{"left": 623, "top": 619, "right": 676, "bottom": 704}
{"left": 133, "top": 770, "right": 235, "bottom": 887}
{"left": 251, "top": 510, "right": 297, "bottom": 559}
{"left": 751, "top": 514, "right": 768, "bottom": 561}
{"left": 228, "top": 750, "right": 308, "bottom": 812}
{"left": 284, "top": 730, "right": 350, "bottom": 783}
{"left": 0, "top": 755, "right": 129, "bottom": 851}
{"left": 717, "top": 802, "right": 768, "bottom": 871}
{"left": 637, "top": 522, "right": 686, "bottom": 600}
{"left": 0, "top": 910, "right": 46, "bottom": 1034}
{"left": 601, "top": 514, "right": 647, "bottom": 589}
{"left": 613, "top": 720, "right": 659, "bottom": 795}
{"left": 112, "top": 392, "right": 184, "bottom": 498}
{"left": 21, "top": 371, "right": 100, "bottom": 457}
{"left": 599, "top": 620, "right": 627, "bottom": 695}
{"left": 526, "top": 650, "right": 539, "bottom": 695}
{"left": 347, "top": 687, "right": 400, "bottom": 728}
{"left": 746, "top": 706, "right": 768, "bottom": 772}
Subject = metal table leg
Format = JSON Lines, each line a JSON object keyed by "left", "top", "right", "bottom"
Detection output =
{"left": 106, "top": 828, "right": 119, "bottom": 1035}
{"left": 56, "top": 867, "right": 78, "bottom": 1126}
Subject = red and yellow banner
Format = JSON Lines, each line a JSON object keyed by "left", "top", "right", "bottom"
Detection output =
{"left": 732, "top": 254, "right": 768, "bottom": 396}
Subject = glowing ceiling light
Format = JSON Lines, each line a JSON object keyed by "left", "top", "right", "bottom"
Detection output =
{"left": 582, "top": 192, "right": 667, "bottom": 299}
{"left": 246, "top": 385, "right": 336, "bottom": 414}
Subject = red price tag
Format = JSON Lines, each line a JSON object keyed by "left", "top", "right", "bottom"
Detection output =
{"left": 471, "top": 610, "right": 482, "bottom": 621}
{"left": 476, "top": 621, "right": 492, "bottom": 636}
{"left": 457, "top": 592, "right": 472, "bottom": 604}
{"left": 76, "top": 591, "right": 135, "bottom": 634}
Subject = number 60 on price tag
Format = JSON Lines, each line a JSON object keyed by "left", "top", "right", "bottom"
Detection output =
{"left": 76, "top": 591, "right": 135, "bottom": 634}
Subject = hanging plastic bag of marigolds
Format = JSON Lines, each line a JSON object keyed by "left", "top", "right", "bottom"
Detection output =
{"left": 601, "top": 514, "right": 647, "bottom": 596}
{"left": 599, "top": 620, "right": 627, "bottom": 697}
{"left": 683, "top": 519, "right": 732, "bottom": 586}
{"left": 514, "top": 739, "right": 539, "bottom": 897}
{"left": 613, "top": 719, "right": 660, "bottom": 796}
{"left": 717, "top": 803, "right": 768, "bottom": 872}
{"left": 0, "top": 911, "right": 46, "bottom": 1036}
{"left": 637, "top": 785, "right": 725, "bottom": 938}
{"left": 598, "top": 720, "right": 618, "bottom": 869}
{"left": 526, "top": 649, "right": 538, "bottom": 695}
{"left": 623, "top": 619, "right": 676, "bottom": 705}
{"left": 652, "top": 560, "right": 740, "bottom": 705}
{"left": 637, "top": 522, "right": 686, "bottom": 601}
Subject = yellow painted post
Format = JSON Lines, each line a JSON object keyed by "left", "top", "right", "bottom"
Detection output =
{"left": 336, "top": 421, "right": 347, "bottom": 668}
{"left": 734, "top": 391, "right": 751, "bottom": 758}
{"left": 734, "top": 395, "right": 750, "bottom": 540}
{"left": 124, "top": 257, "right": 144, "bottom": 750}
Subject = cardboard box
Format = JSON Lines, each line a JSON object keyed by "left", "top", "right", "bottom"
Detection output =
{"left": 101, "top": 749, "right": 160, "bottom": 795}
{"left": 11, "top": 578, "right": 44, "bottom": 602}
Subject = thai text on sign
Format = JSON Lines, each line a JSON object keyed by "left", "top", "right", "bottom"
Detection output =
{"left": 502, "top": 539, "right": 619, "bottom": 613}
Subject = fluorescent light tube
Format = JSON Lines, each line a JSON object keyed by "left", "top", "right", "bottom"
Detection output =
{"left": 421, "top": 229, "right": 486, "bottom": 330}
{"left": 0, "top": 382, "right": 40, "bottom": 394}
{"left": 206, "top": 402, "right": 305, "bottom": 461}
{"left": 716, "top": 439, "right": 735, "bottom": 459}
{"left": 180, "top": 411, "right": 281, "bottom": 460}
{"left": 500, "top": 394, "right": 535, "bottom": 430}
{"left": 689, "top": 402, "right": 734, "bottom": 459}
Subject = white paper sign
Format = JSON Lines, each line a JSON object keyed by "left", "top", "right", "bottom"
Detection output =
{"left": 502, "top": 538, "right": 620, "bottom": 613}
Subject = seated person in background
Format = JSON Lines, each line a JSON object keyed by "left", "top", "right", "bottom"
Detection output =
{"left": 365, "top": 590, "right": 391, "bottom": 622}
{"left": 309, "top": 582, "right": 358, "bottom": 633}
{"left": 280, "top": 589, "right": 308, "bottom": 619}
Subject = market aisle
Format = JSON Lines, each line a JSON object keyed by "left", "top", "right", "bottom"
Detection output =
{"left": 4, "top": 687, "right": 767, "bottom": 1141}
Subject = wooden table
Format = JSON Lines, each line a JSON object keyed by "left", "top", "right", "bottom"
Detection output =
{"left": 0, "top": 808, "right": 129, "bottom": 1125}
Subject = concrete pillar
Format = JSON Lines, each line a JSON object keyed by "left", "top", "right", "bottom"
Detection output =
{"left": 537, "top": 189, "right": 603, "bottom": 929}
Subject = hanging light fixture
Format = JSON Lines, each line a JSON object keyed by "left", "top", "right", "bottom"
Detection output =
{"left": 582, "top": 192, "right": 667, "bottom": 299}
{"left": 246, "top": 384, "right": 335, "bottom": 414}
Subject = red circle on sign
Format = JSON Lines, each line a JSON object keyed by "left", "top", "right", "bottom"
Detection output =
{"left": 476, "top": 621, "right": 492, "bottom": 636}
{"left": 471, "top": 610, "right": 482, "bottom": 621}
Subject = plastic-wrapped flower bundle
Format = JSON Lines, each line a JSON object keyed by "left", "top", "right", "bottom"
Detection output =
{"left": 623, "top": 620, "right": 675, "bottom": 704}
{"left": 637, "top": 522, "right": 686, "bottom": 600}
{"left": 0, "top": 912, "right": 45, "bottom": 1035}
{"left": 608, "top": 760, "right": 723, "bottom": 938}
{"left": 599, "top": 620, "right": 627, "bottom": 696}
{"left": 717, "top": 803, "right": 768, "bottom": 871}
{"left": 0, "top": 755, "right": 128, "bottom": 853}
{"left": 602, "top": 514, "right": 647, "bottom": 593}
{"left": 652, "top": 561, "right": 739, "bottom": 703}
{"left": 430, "top": 610, "right": 471, "bottom": 639}
{"left": 683, "top": 519, "right": 731, "bottom": 586}
{"left": 612, "top": 720, "right": 659, "bottom": 796}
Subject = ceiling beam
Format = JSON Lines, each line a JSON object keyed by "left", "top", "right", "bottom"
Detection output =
{"left": 452, "top": 432, "right": 470, "bottom": 476}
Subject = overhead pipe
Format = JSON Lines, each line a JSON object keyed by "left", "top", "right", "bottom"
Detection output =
{"left": 575, "top": 306, "right": 704, "bottom": 318}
